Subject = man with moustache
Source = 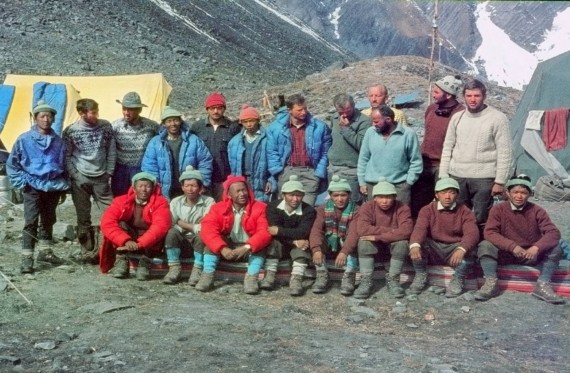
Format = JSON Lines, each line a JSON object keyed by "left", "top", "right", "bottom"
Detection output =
{"left": 361, "top": 84, "right": 408, "bottom": 126}
{"left": 411, "top": 75, "right": 465, "bottom": 218}
{"left": 440, "top": 79, "right": 513, "bottom": 230}
{"left": 357, "top": 105, "right": 422, "bottom": 205}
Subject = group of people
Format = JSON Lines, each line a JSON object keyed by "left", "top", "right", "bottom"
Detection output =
{"left": 6, "top": 77, "right": 566, "bottom": 304}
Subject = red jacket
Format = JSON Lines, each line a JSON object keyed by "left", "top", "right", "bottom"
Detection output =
{"left": 200, "top": 176, "right": 272, "bottom": 254}
{"left": 99, "top": 184, "right": 172, "bottom": 273}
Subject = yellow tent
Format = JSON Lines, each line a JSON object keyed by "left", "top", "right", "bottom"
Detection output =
{"left": 1, "top": 73, "right": 172, "bottom": 150}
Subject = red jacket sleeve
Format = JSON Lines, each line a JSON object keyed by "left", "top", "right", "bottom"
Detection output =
{"left": 100, "top": 196, "right": 132, "bottom": 247}
{"left": 245, "top": 202, "right": 272, "bottom": 253}
{"left": 136, "top": 196, "right": 172, "bottom": 249}
{"left": 200, "top": 203, "right": 231, "bottom": 254}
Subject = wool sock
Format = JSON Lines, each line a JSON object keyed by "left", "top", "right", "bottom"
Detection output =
{"left": 388, "top": 258, "right": 404, "bottom": 278}
{"left": 291, "top": 261, "right": 307, "bottom": 276}
{"left": 264, "top": 258, "right": 279, "bottom": 273}
{"left": 359, "top": 255, "right": 375, "bottom": 276}
{"left": 165, "top": 247, "right": 181, "bottom": 265}
{"left": 454, "top": 258, "right": 474, "bottom": 279}
{"left": 203, "top": 254, "right": 219, "bottom": 273}
{"left": 346, "top": 255, "right": 358, "bottom": 272}
{"left": 412, "top": 258, "right": 427, "bottom": 273}
{"left": 193, "top": 251, "right": 204, "bottom": 268}
{"left": 479, "top": 256, "right": 498, "bottom": 278}
{"left": 247, "top": 255, "right": 265, "bottom": 275}
{"left": 314, "top": 263, "right": 327, "bottom": 271}
{"left": 539, "top": 257, "right": 559, "bottom": 282}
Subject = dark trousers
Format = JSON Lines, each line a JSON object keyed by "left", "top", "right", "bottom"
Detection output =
{"left": 22, "top": 186, "right": 61, "bottom": 251}
{"left": 111, "top": 163, "right": 140, "bottom": 197}
{"left": 70, "top": 173, "right": 113, "bottom": 229}
{"left": 165, "top": 228, "right": 205, "bottom": 257}
{"left": 411, "top": 166, "right": 438, "bottom": 218}
{"left": 451, "top": 176, "right": 494, "bottom": 226}
{"left": 266, "top": 239, "right": 311, "bottom": 263}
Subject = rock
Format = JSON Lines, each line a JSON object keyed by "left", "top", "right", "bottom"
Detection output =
{"left": 23, "top": 274, "right": 36, "bottom": 280}
{"left": 0, "top": 279, "right": 7, "bottom": 292}
{"left": 424, "top": 312, "right": 436, "bottom": 321}
{"left": 347, "top": 298, "right": 366, "bottom": 307}
{"left": 350, "top": 306, "right": 379, "bottom": 319}
{"left": 463, "top": 292, "right": 476, "bottom": 302}
{"left": 0, "top": 355, "right": 20, "bottom": 365}
{"left": 346, "top": 314, "right": 365, "bottom": 324}
{"left": 406, "top": 323, "right": 419, "bottom": 328}
{"left": 359, "top": 352, "right": 368, "bottom": 358}
{"left": 52, "top": 222, "right": 76, "bottom": 241}
{"left": 429, "top": 285, "right": 446, "bottom": 295}
{"left": 461, "top": 306, "right": 470, "bottom": 313}
{"left": 34, "top": 341, "right": 57, "bottom": 350}
{"left": 392, "top": 302, "right": 407, "bottom": 314}
{"left": 77, "top": 302, "right": 134, "bottom": 315}
{"left": 472, "top": 331, "right": 489, "bottom": 340}
{"left": 406, "top": 294, "right": 418, "bottom": 301}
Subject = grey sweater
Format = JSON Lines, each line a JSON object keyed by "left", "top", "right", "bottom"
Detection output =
{"left": 328, "top": 109, "right": 371, "bottom": 168}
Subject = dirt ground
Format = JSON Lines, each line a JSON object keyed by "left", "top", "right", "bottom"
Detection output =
{"left": 1, "top": 198, "right": 569, "bottom": 373}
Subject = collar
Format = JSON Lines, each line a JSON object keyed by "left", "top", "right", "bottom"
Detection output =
{"left": 135, "top": 198, "right": 148, "bottom": 206}
{"left": 233, "top": 205, "right": 245, "bottom": 214}
{"left": 510, "top": 202, "right": 526, "bottom": 211}
{"left": 206, "top": 117, "right": 229, "bottom": 127}
{"left": 277, "top": 199, "right": 303, "bottom": 216}
{"left": 437, "top": 201, "right": 457, "bottom": 211}
{"left": 243, "top": 129, "right": 261, "bottom": 138}
{"left": 289, "top": 120, "right": 306, "bottom": 129}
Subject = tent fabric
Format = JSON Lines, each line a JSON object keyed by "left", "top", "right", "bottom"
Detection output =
{"left": 0, "top": 85, "right": 15, "bottom": 134}
{"left": 32, "top": 82, "right": 68, "bottom": 135}
{"left": 511, "top": 50, "right": 570, "bottom": 184}
{"left": 1, "top": 73, "right": 172, "bottom": 151}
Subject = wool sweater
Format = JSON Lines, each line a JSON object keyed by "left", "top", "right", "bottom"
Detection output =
{"left": 328, "top": 109, "right": 371, "bottom": 168}
{"left": 439, "top": 106, "right": 512, "bottom": 184}
{"left": 309, "top": 205, "right": 360, "bottom": 255}
{"left": 112, "top": 117, "right": 159, "bottom": 167}
{"left": 355, "top": 200, "right": 413, "bottom": 244}
{"left": 484, "top": 201, "right": 561, "bottom": 253}
{"left": 266, "top": 199, "right": 316, "bottom": 241}
{"left": 421, "top": 101, "right": 465, "bottom": 167}
{"left": 409, "top": 202, "right": 480, "bottom": 251}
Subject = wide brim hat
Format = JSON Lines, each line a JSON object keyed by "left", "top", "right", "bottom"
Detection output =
{"left": 116, "top": 91, "right": 147, "bottom": 108}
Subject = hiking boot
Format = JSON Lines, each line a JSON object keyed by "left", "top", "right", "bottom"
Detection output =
{"left": 474, "top": 277, "right": 500, "bottom": 301}
{"left": 532, "top": 280, "right": 565, "bottom": 304}
{"left": 289, "top": 274, "right": 304, "bottom": 296}
{"left": 311, "top": 270, "right": 329, "bottom": 294}
{"left": 445, "top": 276, "right": 465, "bottom": 298}
{"left": 353, "top": 274, "right": 374, "bottom": 299}
{"left": 188, "top": 266, "right": 203, "bottom": 286}
{"left": 408, "top": 272, "right": 428, "bottom": 295}
{"left": 386, "top": 274, "right": 405, "bottom": 298}
{"left": 20, "top": 254, "right": 34, "bottom": 274}
{"left": 195, "top": 272, "right": 215, "bottom": 292}
{"left": 260, "top": 270, "right": 277, "bottom": 290}
{"left": 243, "top": 274, "right": 260, "bottom": 295}
{"left": 136, "top": 256, "right": 151, "bottom": 281}
{"left": 36, "top": 249, "right": 66, "bottom": 266}
{"left": 111, "top": 254, "right": 129, "bottom": 279}
{"left": 163, "top": 264, "right": 182, "bottom": 284}
{"left": 340, "top": 272, "right": 356, "bottom": 296}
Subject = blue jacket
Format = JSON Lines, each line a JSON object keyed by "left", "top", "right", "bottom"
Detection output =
{"left": 7, "top": 125, "right": 69, "bottom": 192}
{"left": 266, "top": 112, "right": 332, "bottom": 179}
{"left": 228, "top": 127, "right": 275, "bottom": 202}
{"left": 141, "top": 122, "right": 213, "bottom": 199}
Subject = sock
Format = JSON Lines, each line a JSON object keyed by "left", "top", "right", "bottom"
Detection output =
{"left": 388, "top": 258, "right": 404, "bottom": 278}
{"left": 480, "top": 256, "right": 498, "bottom": 278}
{"left": 346, "top": 255, "right": 358, "bottom": 272}
{"left": 22, "top": 249, "right": 33, "bottom": 256}
{"left": 539, "top": 257, "right": 559, "bottom": 282}
{"left": 291, "top": 261, "right": 307, "bottom": 276}
{"left": 314, "top": 263, "right": 327, "bottom": 271}
{"left": 247, "top": 255, "right": 265, "bottom": 275}
{"left": 165, "top": 247, "right": 181, "bottom": 265}
{"left": 193, "top": 251, "right": 204, "bottom": 268}
{"left": 203, "top": 254, "right": 219, "bottom": 273}
{"left": 359, "top": 255, "right": 375, "bottom": 275}
{"left": 265, "top": 258, "right": 279, "bottom": 273}
{"left": 412, "top": 258, "right": 427, "bottom": 273}
{"left": 454, "top": 258, "right": 474, "bottom": 279}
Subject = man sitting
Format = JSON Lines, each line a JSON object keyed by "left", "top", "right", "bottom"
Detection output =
{"left": 99, "top": 172, "right": 172, "bottom": 280}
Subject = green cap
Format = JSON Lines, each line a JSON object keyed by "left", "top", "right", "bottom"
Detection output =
{"left": 372, "top": 177, "right": 397, "bottom": 196}
{"left": 161, "top": 106, "right": 183, "bottom": 121}
{"left": 281, "top": 175, "right": 305, "bottom": 194}
{"left": 131, "top": 172, "right": 157, "bottom": 187}
{"left": 328, "top": 175, "right": 351, "bottom": 193}
{"left": 116, "top": 91, "right": 147, "bottom": 108}
{"left": 435, "top": 177, "right": 460, "bottom": 192}
{"left": 33, "top": 100, "right": 57, "bottom": 115}
{"left": 506, "top": 175, "right": 532, "bottom": 192}
{"left": 179, "top": 165, "right": 203, "bottom": 183}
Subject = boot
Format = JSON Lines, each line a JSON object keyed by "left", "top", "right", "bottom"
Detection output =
{"left": 311, "top": 270, "right": 329, "bottom": 294}
{"left": 188, "top": 266, "right": 203, "bottom": 286}
{"left": 36, "top": 248, "right": 66, "bottom": 266}
{"left": 408, "top": 272, "right": 428, "bottom": 295}
{"left": 163, "top": 264, "right": 182, "bottom": 284}
{"left": 36, "top": 239, "right": 52, "bottom": 251}
{"left": 386, "top": 274, "right": 405, "bottom": 298}
{"left": 289, "top": 274, "right": 304, "bottom": 296}
{"left": 20, "top": 254, "right": 34, "bottom": 274}
{"left": 353, "top": 274, "right": 374, "bottom": 299}
{"left": 111, "top": 254, "right": 129, "bottom": 278}
{"left": 76, "top": 226, "right": 97, "bottom": 264}
{"left": 473, "top": 277, "right": 500, "bottom": 301}
{"left": 340, "top": 272, "right": 356, "bottom": 296}
{"left": 445, "top": 275, "right": 465, "bottom": 298}
{"left": 243, "top": 274, "right": 260, "bottom": 295}
{"left": 532, "top": 280, "right": 565, "bottom": 304}
{"left": 196, "top": 272, "right": 215, "bottom": 292}
{"left": 136, "top": 256, "right": 151, "bottom": 281}
{"left": 260, "top": 270, "right": 277, "bottom": 290}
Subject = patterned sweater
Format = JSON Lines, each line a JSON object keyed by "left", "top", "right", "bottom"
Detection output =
{"left": 112, "top": 117, "right": 159, "bottom": 167}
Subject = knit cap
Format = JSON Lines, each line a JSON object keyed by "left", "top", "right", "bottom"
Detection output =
{"left": 131, "top": 172, "right": 157, "bottom": 187}
{"left": 435, "top": 177, "right": 460, "bottom": 192}
{"left": 116, "top": 91, "right": 147, "bottom": 108}
{"left": 506, "top": 174, "right": 532, "bottom": 192}
{"left": 281, "top": 175, "right": 305, "bottom": 194}
{"left": 205, "top": 92, "right": 226, "bottom": 108}
{"left": 33, "top": 100, "right": 57, "bottom": 115}
{"left": 328, "top": 175, "right": 351, "bottom": 193}
{"left": 239, "top": 105, "right": 260, "bottom": 121}
{"left": 372, "top": 177, "right": 397, "bottom": 196}
{"left": 435, "top": 75, "right": 462, "bottom": 96}
{"left": 161, "top": 106, "right": 183, "bottom": 121}
{"left": 179, "top": 165, "right": 203, "bottom": 183}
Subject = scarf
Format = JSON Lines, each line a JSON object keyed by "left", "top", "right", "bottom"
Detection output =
{"left": 324, "top": 199, "right": 356, "bottom": 252}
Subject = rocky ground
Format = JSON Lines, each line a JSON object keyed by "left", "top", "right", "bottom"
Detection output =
{"left": 0, "top": 196, "right": 569, "bottom": 373}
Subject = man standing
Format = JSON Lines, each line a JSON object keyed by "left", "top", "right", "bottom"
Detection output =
{"left": 63, "top": 99, "right": 116, "bottom": 264}
{"left": 357, "top": 106, "right": 422, "bottom": 205}
{"left": 192, "top": 92, "right": 240, "bottom": 201}
{"left": 411, "top": 75, "right": 465, "bottom": 217}
{"left": 111, "top": 92, "right": 159, "bottom": 197}
{"left": 328, "top": 94, "right": 370, "bottom": 204}
{"left": 361, "top": 85, "right": 408, "bottom": 126}
{"left": 267, "top": 94, "right": 332, "bottom": 206}
{"left": 440, "top": 79, "right": 513, "bottom": 228}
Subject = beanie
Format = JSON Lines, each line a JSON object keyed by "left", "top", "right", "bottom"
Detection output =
{"left": 328, "top": 175, "right": 351, "bottom": 193}
{"left": 506, "top": 174, "right": 533, "bottom": 192}
{"left": 435, "top": 75, "right": 462, "bottom": 97}
{"left": 372, "top": 177, "right": 397, "bottom": 196}
{"left": 205, "top": 92, "right": 226, "bottom": 108}
{"left": 33, "top": 100, "right": 57, "bottom": 115}
{"left": 239, "top": 105, "right": 260, "bottom": 121}
{"left": 131, "top": 172, "right": 157, "bottom": 187}
{"left": 179, "top": 165, "right": 203, "bottom": 183}
{"left": 281, "top": 175, "right": 305, "bottom": 194}
{"left": 161, "top": 106, "right": 183, "bottom": 121}
{"left": 435, "top": 177, "right": 460, "bottom": 192}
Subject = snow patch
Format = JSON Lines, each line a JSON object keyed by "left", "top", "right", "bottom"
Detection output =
{"left": 329, "top": 6, "right": 342, "bottom": 39}
{"left": 535, "top": 7, "right": 570, "bottom": 61}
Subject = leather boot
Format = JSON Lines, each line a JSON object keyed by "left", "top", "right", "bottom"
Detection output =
{"left": 136, "top": 255, "right": 152, "bottom": 281}
{"left": 163, "top": 264, "right": 182, "bottom": 284}
{"left": 311, "top": 270, "right": 329, "bottom": 294}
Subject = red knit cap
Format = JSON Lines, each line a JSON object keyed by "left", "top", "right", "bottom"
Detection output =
{"left": 205, "top": 92, "right": 226, "bottom": 108}
{"left": 239, "top": 105, "right": 260, "bottom": 121}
